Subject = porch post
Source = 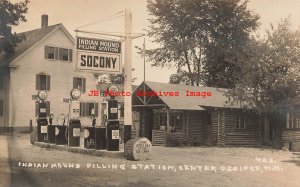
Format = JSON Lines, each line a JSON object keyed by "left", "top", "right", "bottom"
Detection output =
{"left": 166, "top": 108, "right": 170, "bottom": 132}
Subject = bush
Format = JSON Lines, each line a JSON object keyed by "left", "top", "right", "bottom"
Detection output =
{"left": 166, "top": 133, "right": 180, "bottom": 147}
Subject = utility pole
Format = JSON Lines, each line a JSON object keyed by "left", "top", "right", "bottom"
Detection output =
{"left": 124, "top": 8, "right": 132, "bottom": 144}
{"left": 143, "top": 37, "right": 146, "bottom": 82}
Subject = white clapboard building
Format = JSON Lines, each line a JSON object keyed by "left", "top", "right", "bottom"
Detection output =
{"left": 0, "top": 15, "right": 129, "bottom": 132}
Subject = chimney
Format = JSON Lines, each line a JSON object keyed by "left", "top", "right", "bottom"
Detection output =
{"left": 41, "top": 14, "right": 48, "bottom": 28}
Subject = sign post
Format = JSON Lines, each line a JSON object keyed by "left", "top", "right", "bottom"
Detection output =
{"left": 124, "top": 8, "right": 132, "bottom": 145}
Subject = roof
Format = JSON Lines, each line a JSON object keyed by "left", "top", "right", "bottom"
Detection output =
{"left": 136, "top": 81, "right": 241, "bottom": 110}
{"left": 0, "top": 24, "right": 72, "bottom": 67}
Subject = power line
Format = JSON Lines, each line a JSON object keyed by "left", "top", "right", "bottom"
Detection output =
{"left": 77, "top": 11, "right": 124, "bottom": 29}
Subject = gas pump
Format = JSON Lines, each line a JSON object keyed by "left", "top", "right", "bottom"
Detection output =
{"left": 36, "top": 91, "right": 48, "bottom": 142}
{"left": 106, "top": 86, "right": 120, "bottom": 151}
{"left": 68, "top": 89, "right": 81, "bottom": 147}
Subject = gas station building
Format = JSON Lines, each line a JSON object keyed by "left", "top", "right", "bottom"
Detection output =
{"left": 0, "top": 15, "right": 134, "bottom": 133}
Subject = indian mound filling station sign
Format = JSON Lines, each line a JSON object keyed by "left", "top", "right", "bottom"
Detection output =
{"left": 76, "top": 37, "right": 121, "bottom": 73}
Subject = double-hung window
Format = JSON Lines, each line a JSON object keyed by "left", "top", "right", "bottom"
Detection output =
{"left": 73, "top": 77, "right": 86, "bottom": 93}
{"left": 235, "top": 116, "right": 246, "bottom": 129}
{"left": 80, "top": 102, "right": 98, "bottom": 117}
{"left": 45, "top": 46, "right": 72, "bottom": 62}
{"left": 36, "top": 74, "right": 50, "bottom": 91}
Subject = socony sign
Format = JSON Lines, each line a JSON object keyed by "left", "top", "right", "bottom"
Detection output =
{"left": 76, "top": 37, "right": 121, "bottom": 74}
{"left": 77, "top": 51, "right": 121, "bottom": 73}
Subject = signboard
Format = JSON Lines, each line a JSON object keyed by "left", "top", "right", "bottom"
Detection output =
{"left": 83, "top": 129, "right": 90, "bottom": 138}
{"left": 40, "top": 126, "right": 48, "bottom": 134}
{"left": 73, "top": 128, "right": 81, "bottom": 137}
{"left": 76, "top": 37, "right": 121, "bottom": 74}
{"left": 124, "top": 137, "right": 152, "bottom": 161}
{"left": 32, "top": 95, "right": 38, "bottom": 100}
{"left": 110, "top": 108, "right": 118, "bottom": 114}
{"left": 112, "top": 130, "right": 119, "bottom": 140}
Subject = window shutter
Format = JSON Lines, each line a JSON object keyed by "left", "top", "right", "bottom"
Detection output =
{"left": 44, "top": 46, "right": 48, "bottom": 59}
{"left": 85, "top": 102, "right": 90, "bottom": 116}
{"left": 73, "top": 77, "right": 76, "bottom": 89}
{"left": 83, "top": 78, "right": 86, "bottom": 93}
{"left": 55, "top": 47, "right": 59, "bottom": 60}
{"left": 35, "top": 101, "right": 39, "bottom": 117}
{"left": 81, "top": 102, "right": 87, "bottom": 117}
{"left": 46, "top": 75, "right": 50, "bottom": 91}
{"left": 36, "top": 74, "right": 40, "bottom": 90}
{"left": 80, "top": 102, "right": 83, "bottom": 117}
{"left": 46, "top": 101, "right": 50, "bottom": 117}
{"left": 69, "top": 49, "right": 72, "bottom": 62}
{"left": 95, "top": 103, "right": 98, "bottom": 117}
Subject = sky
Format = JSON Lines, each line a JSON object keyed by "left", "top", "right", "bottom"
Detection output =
{"left": 10, "top": 0, "right": 300, "bottom": 85}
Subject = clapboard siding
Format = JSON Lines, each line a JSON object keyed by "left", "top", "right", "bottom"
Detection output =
{"left": 224, "top": 110, "right": 260, "bottom": 147}
{"left": 131, "top": 130, "right": 138, "bottom": 139}
{"left": 282, "top": 130, "right": 300, "bottom": 142}
{"left": 152, "top": 130, "right": 166, "bottom": 145}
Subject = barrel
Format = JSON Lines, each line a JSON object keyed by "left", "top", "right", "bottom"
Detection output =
{"left": 124, "top": 137, "right": 152, "bottom": 161}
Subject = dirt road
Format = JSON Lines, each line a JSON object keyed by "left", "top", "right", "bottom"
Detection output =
{"left": 1, "top": 133, "right": 300, "bottom": 187}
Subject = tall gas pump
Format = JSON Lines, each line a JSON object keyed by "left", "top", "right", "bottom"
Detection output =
{"left": 106, "top": 85, "right": 120, "bottom": 151}
{"left": 68, "top": 89, "right": 81, "bottom": 147}
{"left": 36, "top": 91, "right": 49, "bottom": 142}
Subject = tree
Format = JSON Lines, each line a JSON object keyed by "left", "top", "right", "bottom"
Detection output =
{"left": 108, "top": 67, "right": 137, "bottom": 84}
{"left": 229, "top": 18, "right": 300, "bottom": 147}
{"left": 0, "top": 0, "right": 29, "bottom": 55}
{"left": 145, "top": 0, "right": 259, "bottom": 87}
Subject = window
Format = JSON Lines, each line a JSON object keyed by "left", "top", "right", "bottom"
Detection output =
{"left": 159, "top": 113, "right": 167, "bottom": 126}
{"left": 59, "top": 48, "right": 72, "bottom": 62}
{"left": 35, "top": 101, "right": 50, "bottom": 117}
{"left": 170, "top": 112, "right": 183, "bottom": 129}
{"left": 80, "top": 102, "right": 98, "bottom": 117}
{"left": 44, "top": 46, "right": 72, "bottom": 62}
{"left": 44, "top": 46, "right": 56, "bottom": 60}
{"left": 158, "top": 111, "right": 184, "bottom": 129}
{"left": 287, "top": 112, "right": 300, "bottom": 129}
{"left": 36, "top": 74, "right": 50, "bottom": 91}
{"left": 236, "top": 116, "right": 246, "bottom": 129}
{"left": 0, "top": 100, "right": 3, "bottom": 117}
{"left": 73, "top": 77, "right": 86, "bottom": 93}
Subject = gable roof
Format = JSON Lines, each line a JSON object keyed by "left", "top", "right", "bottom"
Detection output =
{"left": 133, "top": 81, "right": 241, "bottom": 110}
{"left": 0, "top": 24, "right": 73, "bottom": 67}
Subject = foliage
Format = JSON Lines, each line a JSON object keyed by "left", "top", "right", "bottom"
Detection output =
{"left": 108, "top": 67, "right": 137, "bottom": 84}
{"left": 0, "top": 0, "right": 29, "bottom": 55}
{"left": 230, "top": 18, "right": 300, "bottom": 114}
{"left": 146, "top": 0, "right": 259, "bottom": 87}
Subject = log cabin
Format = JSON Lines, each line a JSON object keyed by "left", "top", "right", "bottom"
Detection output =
{"left": 281, "top": 96, "right": 300, "bottom": 151}
{"left": 131, "top": 81, "right": 262, "bottom": 147}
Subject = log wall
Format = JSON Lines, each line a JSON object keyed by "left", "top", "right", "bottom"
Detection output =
{"left": 282, "top": 130, "right": 300, "bottom": 143}
{"left": 224, "top": 110, "right": 260, "bottom": 147}
{"left": 186, "top": 111, "right": 211, "bottom": 145}
{"left": 152, "top": 130, "right": 166, "bottom": 146}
